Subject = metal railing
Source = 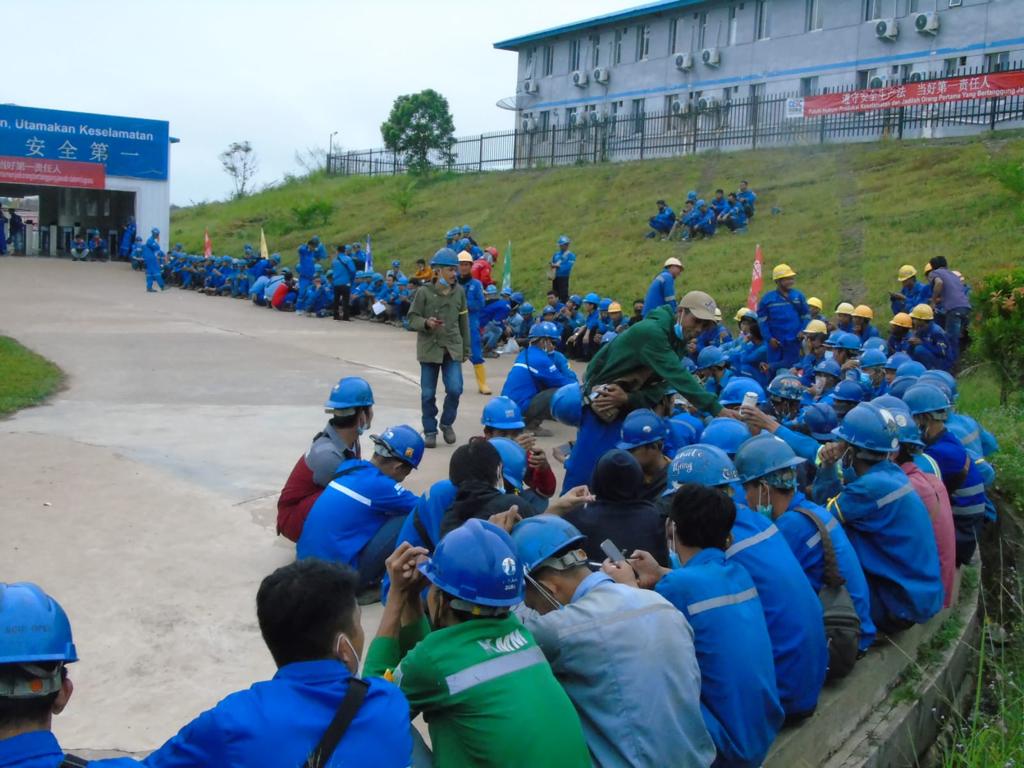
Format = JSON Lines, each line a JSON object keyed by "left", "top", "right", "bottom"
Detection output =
{"left": 327, "top": 61, "right": 1024, "bottom": 177}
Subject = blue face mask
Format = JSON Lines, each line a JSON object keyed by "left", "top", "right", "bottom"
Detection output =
{"left": 674, "top": 322, "right": 684, "bottom": 340}
{"left": 437, "top": 277, "right": 449, "bottom": 287}
{"left": 669, "top": 551, "right": 682, "bottom": 570}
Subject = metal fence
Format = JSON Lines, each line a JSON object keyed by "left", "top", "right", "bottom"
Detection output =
{"left": 327, "top": 62, "right": 1024, "bottom": 177}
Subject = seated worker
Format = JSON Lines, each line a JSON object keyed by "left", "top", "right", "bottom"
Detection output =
{"left": 387, "top": 277, "right": 412, "bottom": 325}
{"left": 480, "top": 288, "right": 513, "bottom": 356}
{"left": 831, "top": 302, "right": 854, "bottom": 334}
{"left": 364, "top": 524, "right": 593, "bottom": 768}
{"left": 603, "top": 484, "right": 784, "bottom": 767}
{"left": 887, "top": 313, "right": 913, "bottom": 355}
{"left": 473, "top": 249, "right": 496, "bottom": 288}
{"left": 297, "top": 274, "right": 331, "bottom": 317}
{"left": 646, "top": 199, "right": 676, "bottom": 239}
{"left": 386, "top": 259, "right": 406, "bottom": 282}
{"left": 566, "top": 293, "right": 604, "bottom": 361}
{"left": 276, "top": 377, "right": 374, "bottom": 542}
{"left": 859, "top": 348, "right": 889, "bottom": 398}
{"left": 271, "top": 269, "right": 298, "bottom": 311}
{"left": 729, "top": 310, "right": 769, "bottom": 387}
{"left": 297, "top": 426, "right": 424, "bottom": 594}
{"left": 695, "top": 346, "right": 733, "bottom": 397}
{"left": 482, "top": 396, "right": 558, "bottom": 503}
{"left": 0, "top": 583, "right": 84, "bottom": 766}
{"left": 811, "top": 359, "right": 841, "bottom": 404}
{"left": 512, "top": 302, "right": 535, "bottom": 343}
{"left": 890, "top": 265, "right": 932, "bottom": 316}
{"left": 807, "top": 297, "right": 825, "bottom": 322}
{"left": 709, "top": 189, "right": 730, "bottom": 219}
{"left": 511, "top": 516, "right": 716, "bottom": 768}
{"left": 907, "top": 304, "right": 953, "bottom": 371}
{"left": 616, "top": 409, "right": 671, "bottom": 501}
{"left": 737, "top": 179, "right": 757, "bottom": 218}
{"left": 813, "top": 403, "right": 944, "bottom": 634}
{"left": 98, "top": 560, "right": 412, "bottom": 767}
{"left": 500, "top": 321, "right": 578, "bottom": 433}
{"left": 410, "top": 258, "right": 433, "bottom": 286}
{"left": 904, "top": 384, "right": 989, "bottom": 567}
{"left": 718, "top": 192, "right": 748, "bottom": 232}
{"left": 70, "top": 234, "right": 89, "bottom": 262}
{"left": 565, "top": 448, "right": 670, "bottom": 567}
{"left": 688, "top": 200, "right": 717, "bottom": 239}
{"left": 667, "top": 199, "right": 698, "bottom": 241}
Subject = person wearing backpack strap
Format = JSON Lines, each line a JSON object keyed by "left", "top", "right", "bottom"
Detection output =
{"left": 0, "top": 583, "right": 84, "bottom": 768}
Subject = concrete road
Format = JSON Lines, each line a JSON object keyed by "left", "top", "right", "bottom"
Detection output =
{"left": 0, "top": 259, "right": 577, "bottom": 757}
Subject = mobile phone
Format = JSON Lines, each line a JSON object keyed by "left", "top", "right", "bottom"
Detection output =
{"left": 600, "top": 539, "right": 626, "bottom": 564}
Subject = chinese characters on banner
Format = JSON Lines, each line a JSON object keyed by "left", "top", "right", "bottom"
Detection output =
{"left": 794, "top": 70, "right": 1024, "bottom": 118}
{"left": 0, "top": 156, "right": 105, "bottom": 189}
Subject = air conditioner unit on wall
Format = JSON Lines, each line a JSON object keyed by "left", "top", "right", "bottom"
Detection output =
{"left": 914, "top": 12, "right": 939, "bottom": 35}
{"left": 571, "top": 70, "right": 589, "bottom": 87}
{"left": 875, "top": 18, "right": 898, "bottom": 40}
{"left": 697, "top": 96, "right": 720, "bottom": 111}
{"left": 524, "top": 79, "right": 539, "bottom": 94}
{"left": 701, "top": 47, "right": 721, "bottom": 67}
{"left": 674, "top": 52, "right": 694, "bottom": 71}
{"left": 909, "top": 71, "right": 924, "bottom": 83}
{"left": 521, "top": 116, "right": 537, "bottom": 132}
{"left": 869, "top": 75, "right": 890, "bottom": 89}
{"left": 592, "top": 67, "right": 610, "bottom": 84}
{"left": 671, "top": 99, "right": 690, "bottom": 114}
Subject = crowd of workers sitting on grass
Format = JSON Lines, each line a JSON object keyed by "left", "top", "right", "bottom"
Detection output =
{"left": 646, "top": 179, "right": 758, "bottom": 240}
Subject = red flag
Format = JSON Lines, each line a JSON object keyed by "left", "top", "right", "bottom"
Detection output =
{"left": 746, "top": 243, "right": 763, "bottom": 310}
{"left": 203, "top": 229, "right": 213, "bottom": 258}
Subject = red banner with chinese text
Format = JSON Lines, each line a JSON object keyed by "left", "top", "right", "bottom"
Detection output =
{"left": 801, "top": 71, "right": 1024, "bottom": 117}
{"left": 0, "top": 156, "right": 105, "bottom": 189}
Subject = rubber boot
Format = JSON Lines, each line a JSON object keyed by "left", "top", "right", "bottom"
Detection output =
{"left": 473, "top": 363, "right": 492, "bottom": 395}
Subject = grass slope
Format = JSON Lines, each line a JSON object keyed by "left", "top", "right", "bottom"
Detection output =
{"left": 0, "top": 337, "right": 63, "bottom": 417}
{"left": 173, "top": 132, "right": 1024, "bottom": 317}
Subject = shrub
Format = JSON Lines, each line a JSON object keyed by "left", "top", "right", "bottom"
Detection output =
{"left": 975, "top": 267, "right": 1024, "bottom": 404}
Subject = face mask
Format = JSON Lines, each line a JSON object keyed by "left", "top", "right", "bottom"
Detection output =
{"left": 669, "top": 551, "right": 682, "bottom": 570}
{"left": 756, "top": 484, "right": 773, "bottom": 518}
{"left": 437, "top": 276, "right": 449, "bottom": 287}
{"left": 674, "top": 322, "right": 684, "bottom": 340}
{"left": 334, "top": 633, "right": 360, "bottom": 675}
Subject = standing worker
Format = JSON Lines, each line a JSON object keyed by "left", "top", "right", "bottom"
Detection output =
{"left": 550, "top": 235, "right": 576, "bottom": 303}
{"left": 458, "top": 251, "right": 491, "bottom": 394}
{"left": 927, "top": 256, "right": 972, "bottom": 365}
{"left": 642, "top": 257, "right": 683, "bottom": 317}
{"left": 757, "top": 263, "right": 809, "bottom": 375}
{"left": 331, "top": 244, "right": 356, "bottom": 321}
{"left": 143, "top": 227, "right": 165, "bottom": 292}
{"left": 407, "top": 248, "right": 470, "bottom": 449}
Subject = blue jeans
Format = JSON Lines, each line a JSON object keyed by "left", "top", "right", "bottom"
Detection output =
{"left": 356, "top": 515, "right": 406, "bottom": 590}
{"left": 421, "top": 356, "right": 463, "bottom": 434}
{"left": 943, "top": 307, "right": 969, "bottom": 364}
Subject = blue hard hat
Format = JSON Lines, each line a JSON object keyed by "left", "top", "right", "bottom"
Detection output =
{"left": 485, "top": 284, "right": 498, "bottom": 295}
{"left": 569, "top": 294, "right": 583, "bottom": 306}
{"left": 831, "top": 402, "right": 900, "bottom": 453}
{"left": 598, "top": 298, "right": 612, "bottom": 312}
{"left": 398, "top": 276, "right": 409, "bottom": 285}
{"left": 519, "top": 303, "right": 534, "bottom": 315}
{"left": 418, "top": 519, "right": 524, "bottom": 608}
{"left": 687, "top": 190, "right": 697, "bottom": 200}
{"left": 671, "top": 411, "right": 705, "bottom": 442}
{"left": 324, "top": 376, "right": 374, "bottom": 412}
{"left": 244, "top": 244, "right": 254, "bottom": 251}
{"left": 601, "top": 331, "right": 618, "bottom": 345}
{"left": 271, "top": 253, "right": 281, "bottom": 263}
{"left": 0, "top": 583, "right": 78, "bottom": 665}
{"left": 371, "top": 425, "right": 425, "bottom": 468}
{"left": 461, "top": 225, "right": 472, "bottom": 234}
{"left": 445, "top": 228, "right": 458, "bottom": 239}
{"left": 391, "top": 259, "right": 401, "bottom": 267}
{"left": 862, "top": 337, "right": 888, "bottom": 353}
{"left": 680, "top": 357, "right": 697, "bottom": 374}
{"left": 870, "top": 396, "right": 921, "bottom": 446}
{"left": 696, "top": 199, "right": 706, "bottom": 207}
{"left": 482, "top": 396, "right": 526, "bottom": 430}
{"left": 311, "top": 235, "right": 321, "bottom": 243}
{"left": 557, "top": 235, "right": 571, "bottom": 246}
{"left": 616, "top": 409, "right": 668, "bottom": 451}
{"left": 824, "top": 331, "right": 844, "bottom": 349}
{"left": 529, "top": 321, "right": 560, "bottom": 340}
{"left": 491, "top": 437, "right": 527, "bottom": 491}
{"left": 813, "top": 359, "right": 842, "bottom": 379}
{"left": 314, "top": 263, "right": 324, "bottom": 272}
{"left": 767, "top": 373, "right": 805, "bottom": 402}
{"left": 512, "top": 291, "right": 525, "bottom": 305}
{"left": 551, "top": 382, "right": 583, "bottom": 427}
{"left": 718, "top": 377, "right": 767, "bottom": 408}
{"left": 663, "top": 444, "right": 738, "bottom": 496}
{"left": 699, "top": 417, "right": 752, "bottom": 457}
{"left": 860, "top": 348, "right": 887, "bottom": 368}
{"left": 583, "top": 292, "right": 601, "bottom": 305}
{"left": 511, "top": 515, "right": 587, "bottom": 573}
{"left": 801, "top": 402, "right": 839, "bottom": 441}
{"left": 902, "top": 383, "right": 951, "bottom": 416}
{"left": 151, "top": 227, "right": 160, "bottom": 235}
{"left": 696, "top": 345, "right": 727, "bottom": 370}
{"left": 541, "top": 306, "right": 557, "bottom": 316}
{"left": 835, "top": 332, "right": 862, "bottom": 352}
{"left": 896, "top": 361, "right": 926, "bottom": 379}
{"left": 887, "top": 375, "right": 918, "bottom": 399}
{"left": 833, "top": 380, "right": 865, "bottom": 404}
{"left": 734, "top": 433, "right": 806, "bottom": 484}
{"left": 917, "top": 371, "right": 956, "bottom": 401}
{"left": 430, "top": 248, "right": 459, "bottom": 267}
{"left": 175, "top": 242, "right": 183, "bottom": 249}
{"left": 501, "top": 288, "right": 512, "bottom": 297}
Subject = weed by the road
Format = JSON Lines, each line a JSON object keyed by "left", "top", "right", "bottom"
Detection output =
{"left": 0, "top": 337, "right": 63, "bottom": 417}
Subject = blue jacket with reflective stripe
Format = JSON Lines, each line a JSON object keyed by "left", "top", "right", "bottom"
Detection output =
{"left": 757, "top": 289, "right": 810, "bottom": 345}
{"left": 297, "top": 459, "right": 417, "bottom": 567}
{"left": 726, "top": 505, "right": 827, "bottom": 716}
{"left": 552, "top": 249, "right": 576, "bottom": 277}
{"left": 501, "top": 347, "right": 577, "bottom": 414}
{"left": 656, "top": 548, "right": 783, "bottom": 768}
{"left": 643, "top": 270, "right": 677, "bottom": 316}
{"left": 890, "top": 280, "right": 932, "bottom": 315}
{"left": 0, "top": 730, "right": 66, "bottom": 768}
{"left": 924, "top": 429, "right": 988, "bottom": 521}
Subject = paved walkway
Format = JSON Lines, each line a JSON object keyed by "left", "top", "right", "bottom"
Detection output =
{"left": 0, "top": 259, "right": 575, "bottom": 757}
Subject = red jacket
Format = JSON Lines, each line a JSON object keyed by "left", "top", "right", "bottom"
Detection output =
{"left": 271, "top": 281, "right": 291, "bottom": 309}
{"left": 902, "top": 461, "right": 956, "bottom": 608}
{"left": 471, "top": 259, "right": 493, "bottom": 288}
{"left": 525, "top": 463, "right": 556, "bottom": 498}
{"left": 277, "top": 455, "right": 322, "bottom": 542}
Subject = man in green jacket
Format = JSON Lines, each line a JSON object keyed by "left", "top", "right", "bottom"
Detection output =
{"left": 407, "top": 249, "right": 471, "bottom": 448}
{"left": 364, "top": 523, "right": 592, "bottom": 768}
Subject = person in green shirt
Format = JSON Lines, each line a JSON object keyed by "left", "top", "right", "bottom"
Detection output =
{"left": 364, "top": 520, "right": 591, "bottom": 768}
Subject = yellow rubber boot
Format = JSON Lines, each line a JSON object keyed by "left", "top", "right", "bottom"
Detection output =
{"left": 474, "top": 363, "right": 492, "bottom": 395}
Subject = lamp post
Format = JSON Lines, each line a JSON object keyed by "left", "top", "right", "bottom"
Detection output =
{"left": 328, "top": 131, "right": 339, "bottom": 173}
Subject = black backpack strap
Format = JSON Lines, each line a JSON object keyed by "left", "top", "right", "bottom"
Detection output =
{"left": 303, "top": 678, "right": 370, "bottom": 768}
{"left": 412, "top": 507, "right": 435, "bottom": 552}
{"left": 61, "top": 756, "right": 89, "bottom": 768}
{"left": 793, "top": 507, "right": 845, "bottom": 590}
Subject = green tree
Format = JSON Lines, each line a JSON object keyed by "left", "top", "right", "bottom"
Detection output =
{"left": 219, "top": 140, "right": 258, "bottom": 199}
{"left": 380, "top": 89, "right": 456, "bottom": 174}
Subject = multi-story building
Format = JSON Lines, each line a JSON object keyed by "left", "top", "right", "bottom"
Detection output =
{"left": 494, "top": 0, "right": 1024, "bottom": 132}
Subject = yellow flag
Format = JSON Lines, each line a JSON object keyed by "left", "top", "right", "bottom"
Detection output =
{"left": 260, "top": 228, "right": 270, "bottom": 261}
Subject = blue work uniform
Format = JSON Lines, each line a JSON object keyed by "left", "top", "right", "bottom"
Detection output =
{"left": 106, "top": 661, "right": 411, "bottom": 768}
{"left": 380, "top": 479, "right": 456, "bottom": 604}
{"left": 648, "top": 206, "right": 676, "bottom": 234}
{"left": 822, "top": 461, "right": 944, "bottom": 632}
{"left": 461, "top": 276, "right": 485, "bottom": 364}
{"left": 563, "top": 407, "right": 624, "bottom": 493}
{"left": 501, "top": 346, "right": 578, "bottom": 414}
{"left": 296, "top": 245, "right": 317, "bottom": 293}
{"left": 854, "top": 324, "right": 880, "bottom": 343}
{"left": 909, "top": 323, "right": 953, "bottom": 371}
{"left": 143, "top": 236, "right": 164, "bottom": 291}
{"left": 656, "top": 548, "right": 784, "bottom": 768}
{"left": 887, "top": 332, "right": 911, "bottom": 356}
{"left": 694, "top": 323, "right": 733, "bottom": 358}
{"left": 297, "top": 459, "right": 417, "bottom": 568}
{"left": 731, "top": 338, "right": 768, "bottom": 386}
{"left": 332, "top": 253, "right": 355, "bottom": 287}
{"left": 710, "top": 197, "right": 729, "bottom": 218}
{"left": 890, "top": 280, "right": 932, "bottom": 315}
{"left": 0, "top": 731, "right": 69, "bottom": 768}
{"left": 726, "top": 504, "right": 827, "bottom": 717}
{"left": 737, "top": 189, "right": 757, "bottom": 216}
{"left": 643, "top": 269, "right": 678, "bottom": 316}
{"left": 775, "top": 492, "right": 876, "bottom": 650}
{"left": 551, "top": 249, "right": 576, "bottom": 278}
{"left": 757, "top": 288, "right": 809, "bottom": 373}
{"left": 923, "top": 429, "right": 989, "bottom": 565}
{"left": 722, "top": 201, "right": 748, "bottom": 229}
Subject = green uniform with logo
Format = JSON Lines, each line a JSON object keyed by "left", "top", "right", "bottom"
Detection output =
{"left": 364, "top": 614, "right": 591, "bottom": 768}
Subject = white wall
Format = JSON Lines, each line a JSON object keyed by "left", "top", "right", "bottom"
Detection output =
{"left": 106, "top": 176, "right": 170, "bottom": 247}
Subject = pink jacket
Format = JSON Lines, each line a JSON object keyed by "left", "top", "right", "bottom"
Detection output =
{"left": 902, "top": 461, "right": 957, "bottom": 607}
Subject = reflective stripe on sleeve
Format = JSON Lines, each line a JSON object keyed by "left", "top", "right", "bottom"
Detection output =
{"left": 444, "top": 645, "right": 546, "bottom": 696}
{"left": 726, "top": 525, "right": 779, "bottom": 559}
{"left": 512, "top": 362, "right": 540, "bottom": 374}
{"left": 875, "top": 483, "right": 912, "bottom": 509}
{"left": 952, "top": 483, "right": 985, "bottom": 498}
{"left": 951, "top": 502, "right": 986, "bottom": 518}
{"left": 327, "top": 482, "right": 371, "bottom": 506}
{"left": 805, "top": 516, "right": 838, "bottom": 549}
{"left": 687, "top": 586, "right": 759, "bottom": 616}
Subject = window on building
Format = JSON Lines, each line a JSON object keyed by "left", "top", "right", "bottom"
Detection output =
{"left": 669, "top": 17, "right": 680, "bottom": 53}
{"left": 524, "top": 48, "right": 536, "bottom": 77}
{"left": 614, "top": 28, "right": 626, "bottom": 64}
{"left": 608, "top": 99, "right": 624, "bottom": 136}
{"left": 589, "top": 34, "right": 601, "bottom": 67}
{"left": 632, "top": 98, "right": 645, "bottom": 134}
{"left": 569, "top": 39, "right": 581, "bottom": 71}
{"left": 542, "top": 44, "right": 554, "bottom": 76}
{"left": 566, "top": 106, "right": 578, "bottom": 137}
{"left": 909, "top": 0, "right": 924, "bottom": 11}
{"left": 800, "top": 76, "right": 819, "bottom": 96}
{"left": 755, "top": 1, "right": 771, "bottom": 40}
{"left": 664, "top": 94, "right": 678, "bottom": 117}
{"left": 856, "top": 69, "right": 870, "bottom": 89}
{"left": 987, "top": 51, "right": 1010, "bottom": 72}
{"left": 749, "top": 83, "right": 764, "bottom": 125}
{"left": 728, "top": 6, "right": 739, "bottom": 45}
{"left": 943, "top": 57, "right": 965, "bottom": 76}
{"left": 539, "top": 110, "right": 551, "bottom": 132}
{"left": 696, "top": 12, "right": 708, "bottom": 49}
{"left": 948, "top": 0, "right": 962, "bottom": 7}
{"left": 806, "top": 0, "right": 824, "bottom": 31}
{"left": 635, "top": 24, "right": 651, "bottom": 61}
{"left": 864, "top": 0, "right": 883, "bottom": 21}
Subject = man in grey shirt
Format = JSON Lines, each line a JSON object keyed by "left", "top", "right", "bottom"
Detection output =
{"left": 927, "top": 256, "right": 972, "bottom": 364}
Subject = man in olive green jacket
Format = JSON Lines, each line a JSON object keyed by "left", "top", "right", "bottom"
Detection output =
{"left": 407, "top": 249, "right": 471, "bottom": 448}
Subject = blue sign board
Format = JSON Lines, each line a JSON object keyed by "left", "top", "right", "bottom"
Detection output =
{"left": 0, "top": 105, "right": 169, "bottom": 180}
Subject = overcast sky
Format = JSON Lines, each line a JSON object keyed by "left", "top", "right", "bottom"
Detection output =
{"left": 9, "top": 0, "right": 630, "bottom": 205}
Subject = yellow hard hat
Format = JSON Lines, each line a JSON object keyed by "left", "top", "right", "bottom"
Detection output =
{"left": 807, "top": 297, "right": 823, "bottom": 312}
{"left": 835, "top": 302, "right": 855, "bottom": 316}
{"left": 910, "top": 304, "right": 934, "bottom": 321}
{"left": 735, "top": 307, "right": 755, "bottom": 322}
{"left": 924, "top": 263, "right": 933, "bottom": 274}
{"left": 890, "top": 312, "right": 913, "bottom": 329}
{"left": 897, "top": 265, "right": 917, "bottom": 281}
{"left": 772, "top": 263, "right": 797, "bottom": 281}
{"left": 803, "top": 319, "right": 828, "bottom": 335}
{"left": 664, "top": 257, "right": 684, "bottom": 269}
{"left": 608, "top": 302, "right": 622, "bottom": 313}
{"left": 852, "top": 304, "right": 874, "bottom": 320}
